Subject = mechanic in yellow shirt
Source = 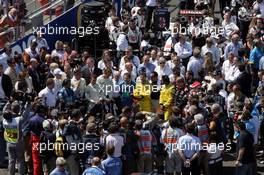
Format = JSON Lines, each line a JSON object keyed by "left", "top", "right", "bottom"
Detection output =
{"left": 133, "top": 68, "right": 152, "bottom": 112}
{"left": 159, "top": 75, "right": 175, "bottom": 121}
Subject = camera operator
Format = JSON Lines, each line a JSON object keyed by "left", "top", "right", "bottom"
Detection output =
{"left": 82, "top": 122, "right": 104, "bottom": 169}
{"left": 63, "top": 109, "right": 82, "bottom": 175}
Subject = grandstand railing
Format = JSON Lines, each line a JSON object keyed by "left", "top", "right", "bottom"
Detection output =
{"left": 0, "top": 0, "right": 82, "bottom": 48}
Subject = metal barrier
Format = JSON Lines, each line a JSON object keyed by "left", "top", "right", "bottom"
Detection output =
{"left": 0, "top": 0, "right": 82, "bottom": 48}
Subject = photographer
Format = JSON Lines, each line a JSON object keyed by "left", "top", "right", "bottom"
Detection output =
{"left": 82, "top": 122, "right": 104, "bottom": 169}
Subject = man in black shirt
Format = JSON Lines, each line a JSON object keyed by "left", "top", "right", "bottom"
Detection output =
{"left": 235, "top": 63, "right": 252, "bottom": 97}
{"left": 235, "top": 122, "right": 255, "bottom": 175}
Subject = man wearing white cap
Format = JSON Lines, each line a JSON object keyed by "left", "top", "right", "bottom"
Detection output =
{"left": 53, "top": 68, "right": 63, "bottom": 94}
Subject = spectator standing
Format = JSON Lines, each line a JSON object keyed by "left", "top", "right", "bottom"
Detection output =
{"left": 145, "top": 0, "right": 156, "bottom": 32}
{"left": 178, "top": 123, "right": 201, "bottom": 175}
{"left": 101, "top": 144, "right": 122, "bottom": 175}
{"left": 38, "top": 78, "right": 57, "bottom": 108}
{"left": 82, "top": 157, "right": 105, "bottom": 175}
{"left": 187, "top": 47, "right": 203, "bottom": 80}
{"left": 174, "top": 35, "right": 193, "bottom": 67}
{"left": 50, "top": 157, "right": 69, "bottom": 175}
{"left": 235, "top": 122, "right": 255, "bottom": 175}
{"left": 4, "top": 58, "right": 16, "bottom": 87}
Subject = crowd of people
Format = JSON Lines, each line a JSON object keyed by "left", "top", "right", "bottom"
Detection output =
{"left": 0, "top": 0, "right": 264, "bottom": 175}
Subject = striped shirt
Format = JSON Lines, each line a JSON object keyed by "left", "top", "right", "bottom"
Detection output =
{"left": 197, "top": 124, "right": 209, "bottom": 144}
{"left": 137, "top": 129, "right": 152, "bottom": 154}
{"left": 161, "top": 127, "right": 184, "bottom": 156}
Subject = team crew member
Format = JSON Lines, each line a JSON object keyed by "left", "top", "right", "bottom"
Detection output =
{"left": 3, "top": 101, "right": 29, "bottom": 175}
{"left": 159, "top": 75, "right": 175, "bottom": 121}
{"left": 133, "top": 69, "right": 152, "bottom": 112}
{"left": 161, "top": 116, "right": 184, "bottom": 175}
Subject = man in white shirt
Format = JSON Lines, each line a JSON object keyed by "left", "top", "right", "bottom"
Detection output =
{"left": 222, "top": 53, "right": 240, "bottom": 82}
{"left": 38, "top": 78, "right": 57, "bottom": 107}
{"left": 201, "top": 37, "right": 221, "bottom": 66}
{"left": 0, "top": 45, "right": 12, "bottom": 71}
{"left": 71, "top": 68, "right": 86, "bottom": 99}
{"left": 127, "top": 18, "right": 142, "bottom": 50}
{"left": 121, "top": 62, "right": 137, "bottom": 82}
{"left": 119, "top": 46, "right": 140, "bottom": 70}
{"left": 154, "top": 57, "right": 172, "bottom": 80}
{"left": 105, "top": 122, "right": 124, "bottom": 158}
{"left": 116, "top": 25, "right": 129, "bottom": 53}
{"left": 86, "top": 74, "right": 104, "bottom": 115}
{"left": 96, "top": 68, "right": 113, "bottom": 100}
{"left": 178, "top": 123, "right": 201, "bottom": 175}
{"left": 24, "top": 41, "right": 39, "bottom": 63}
{"left": 187, "top": 47, "right": 203, "bottom": 80}
{"left": 224, "top": 34, "right": 243, "bottom": 60}
{"left": 174, "top": 35, "right": 193, "bottom": 67}
{"left": 51, "top": 40, "right": 65, "bottom": 62}
{"left": 222, "top": 11, "right": 239, "bottom": 38}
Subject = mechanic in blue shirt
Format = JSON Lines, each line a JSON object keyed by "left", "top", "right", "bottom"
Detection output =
{"left": 82, "top": 157, "right": 105, "bottom": 175}
{"left": 101, "top": 144, "right": 122, "bottom": 175}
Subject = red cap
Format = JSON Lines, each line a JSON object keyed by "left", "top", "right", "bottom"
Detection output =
{"left": 190, "top": 81, "right": 201, "bottom": 88}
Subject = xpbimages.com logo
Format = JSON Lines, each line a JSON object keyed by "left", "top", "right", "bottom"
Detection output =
{"left": 167, "top": 142, "right": 232, "bottom": 153}
{"left": 33, "top": 140, "right": 100, "bottom": 154}
{"left": 99, "top": 84, "right": 163, "bottom": 95}
{"left": 165, "top": 23, "right": 225, "bottom": 37}
{"left": 32, "top": 24, "right": 100, "bottom": 37}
